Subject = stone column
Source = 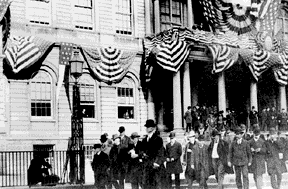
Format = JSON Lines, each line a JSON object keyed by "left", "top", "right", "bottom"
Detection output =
{"left": 218, "top": 72, "right": 226, "bottom": 116}
{"left": 173, "top": 72, "right": 182, "bottom": 129}
{"left": 279, "top": 85, "right": 287, "bottom": 111}
{"left": 183, "top": 62, "right": 191, "bottom": 116}
{"left": 147, "top": 91, "right": 156, "bottom": 121}
{"left": 182, "top": 0, "right": 193, "bottom": 112}
{"left": 250, "top": 82, "right": 258, "bottom": 111}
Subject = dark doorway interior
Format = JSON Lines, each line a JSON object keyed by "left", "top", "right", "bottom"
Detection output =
{"left": 225, "top": 62, "right": 251, "bottom": 113}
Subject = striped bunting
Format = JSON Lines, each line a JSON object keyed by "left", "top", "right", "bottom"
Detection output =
{"left": 154, "top": 39, "right": 190, "bottom": 72}
{"left": 207, "top": 44, "right": 238, "bottom": 74}
{"left": 4, "top": 36, "right": 54, "bottom": 73}
{"left": 273, "top": 53, "right": 288, "bottom": 85}
{"left": 81, "top": 46, "right": 136, "bottom": 84}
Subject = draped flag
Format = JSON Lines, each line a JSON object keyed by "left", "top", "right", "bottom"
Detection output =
{"left": 259, "top": 0, "right": 281, "bottom": 32}
{"left": 216, "top": 0, "right": 257, "bottom": 35}
{"left": 208, "top": 44, "right": 239, "bottom": 74}
{"left": 81, "top": 46, "right": 136, "bottom": 84}
{"left": 0, "top": 0, "right": 12, "bottom": 50}
{"left": 273, "top": 53, "right": 288, "bottom": 85}
{"left": 154, "top": 39, "right": 190, "bottom": 72}
{"left": 56, "top": 42, "right": 74, "bottom": 106}
{"left": 4, "top": 36, "right": 54, "bottom": 73}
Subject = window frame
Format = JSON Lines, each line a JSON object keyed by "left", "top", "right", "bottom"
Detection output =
{"left": 30, "top": 71, "right": 54, "bottom": 120}
{"left": 26, "top": 0, "right": 52, "bottom": 26}
{"left": 159, "top": 0, "right": 187, "bottom": 31}
{"left": 72, "top": 0, "right": 95, "bottom": 31}
{"left": 117, "top": 77, "right": 136, "bottom": 121}
{"left": 114, "top": 0, "right": 135, "bottom": 36}
{"left": 78, "top": 74, "right": 99, "bottom": 121}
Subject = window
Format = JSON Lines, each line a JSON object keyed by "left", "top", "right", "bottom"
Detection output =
{"left": 31, "top": 72, "right": 52, "bottom": 117}
{"left": 79, "top": 75, "right": 96, "bottom": 118}
{"left": 74, "top": 0, "right": 94, "bottom": 30}
{"left": 27, "top": 0, "right": 51, "bottom": 25}
{"left": 84, "top": 145, "right": 94, "bottom": 160}
{"left": 160, "top": 0, "right": 187, "bottom": 31}
{"left": 117, "top": 78, "right": 135, "bottom": 119}
{"left": 115, "top": 0, "right": 133, "bottom": 35}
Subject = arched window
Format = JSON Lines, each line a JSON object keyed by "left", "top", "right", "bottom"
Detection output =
{"left": 117, "top": 77, "right": 135, "bottom": 119}
{"left": 30, "top": 71, "right": 52, "bottom": 117}
{"left": 79, "top": 74, "right": 96, "bottom": 118}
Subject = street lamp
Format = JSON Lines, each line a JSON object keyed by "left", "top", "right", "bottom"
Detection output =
{"left": 69, "top": 50, "right": 85, "bottom": 184}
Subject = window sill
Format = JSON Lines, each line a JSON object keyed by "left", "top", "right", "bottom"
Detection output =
{"left": 31, "top": 117, "right": 56, "bottom": 122}
{"left": 83, "top": 118, "right": 99, "bottom": 123}
{"left": 117, "top": 119, "right": 138, "bottom": 123}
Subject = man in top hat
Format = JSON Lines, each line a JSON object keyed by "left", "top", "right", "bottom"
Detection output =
{"left": 265, "top": 127, "right": 287, "bottom": 189}
{"left": 91, "top": 143, "right": 110, "bottom": 189}
{"left": 128, "top": 132, "right": 143, "bottom": 189}
{"left": 165, "top": 132, "right": 183, "bottom": 189}
{"left": 208, "top": 129, "right": 233, "bottom": 189}
{"left": 184, "top": 106, "right": 193, "bottom": 132}
{"left": 228, "top": 126, "right": 252, "bottom": 189}
{"left": 141, "top": 119, "right": 165, "bottom": 189}
{"left": 248, "top": 128, "right": 267, "bottom": 189}
{"left": 118, "top": 126, "right": 133, "bottom": 189}
{"left": 249, "top": 106, "right": 259, "bottom": 127}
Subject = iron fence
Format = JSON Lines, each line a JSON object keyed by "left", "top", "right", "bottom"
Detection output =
{"left": 0, "top": 150, "right": 86, "bottom": 187}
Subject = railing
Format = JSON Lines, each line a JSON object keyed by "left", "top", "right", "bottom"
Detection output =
{"left": 0, "top": 150, "right": 86, "bottom": 187}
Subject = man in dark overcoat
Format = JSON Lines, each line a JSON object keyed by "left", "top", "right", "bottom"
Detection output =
{"left": 266, "top": 127, "right": 287, "bottom": 189}
{"left": 141, "top": 119, "right": 165, "bottom": 189}
{"left": 183, "top": 131, "right": 197, "bottom": 189}
{"left": 208, "top": 129, "right": 233, "bottom": 189}
{"left": 228, "top": 126, "right": 252, "bottom": 189}
{"left": 191, "top": 135, "right": 210, "bottom": 189}
{"left": 127, "top": 132, "right": 143, "bottom": 189}
{"left": 118, "top": 126, "right": 133, "bottom": 189}
{"left": 165, "top": 132, "right": 183, "bottom": 189}
{"left": 91, "top": 143, "right": 110, "bottom": 189}
{"left": 248, "top": 128, "right": 267, "bottom": 189}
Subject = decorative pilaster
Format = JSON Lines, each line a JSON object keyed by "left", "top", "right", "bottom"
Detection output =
{"left": 0, "top": 25, "right": 7, "bottom": 135}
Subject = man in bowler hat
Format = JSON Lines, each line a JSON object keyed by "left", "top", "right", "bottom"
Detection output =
{"left": 208, "top": 129, "right": 233, "bottom": 189}
{"left": 91, "top": 143, "right": 110, "bottom": 189}
{"left": 141, "top": 119, "right": 165, "bottom": 189}
{"left": 249, "top": 128, "right": 267, "bottom": 189}
{"left": 118, "top": 126, "right": 133, "bottom": 189}
{"left": 165, "top": 132, "right": 183, "bottom": 189}
{"left": 266, "top": 127, "right": 287, "bottom": 189}
{"left": 228, "top": 126, "right": 252, "bottom": 189}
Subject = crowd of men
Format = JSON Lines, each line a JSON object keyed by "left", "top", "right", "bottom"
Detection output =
{"left": 183, "top": 105, "right": 288, "bottom": 134}
{"left": 90, "top": 116, "right": 288, "bottom": 189}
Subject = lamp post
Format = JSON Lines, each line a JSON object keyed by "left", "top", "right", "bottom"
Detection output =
{"left": 69, "top": 50, "right": 84, "bottom": 184}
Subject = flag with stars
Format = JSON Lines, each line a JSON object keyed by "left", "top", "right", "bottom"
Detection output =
{"left": 199, "top": 0, "right": 219, "bottom": 30}
{"left": 56, "top": 42, "right": 75, "bottom": 105}
{"left": 59, "top": 42, "right": 74, "bottom": 65}
{"left": 259, "top": 0, "right": 281, "bottom": 32}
